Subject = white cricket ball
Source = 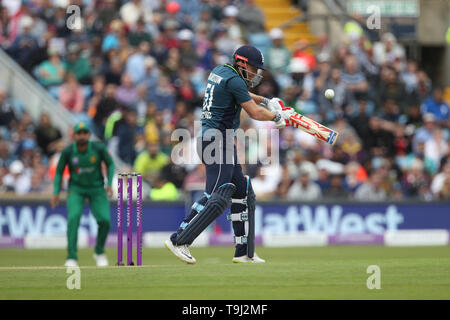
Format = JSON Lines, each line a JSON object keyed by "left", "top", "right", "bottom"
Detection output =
{"left": 324, "top": 89, "right": 335, "bottom": 99}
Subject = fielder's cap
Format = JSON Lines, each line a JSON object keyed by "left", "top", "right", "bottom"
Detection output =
{"left": 74, "top": 122, "right": 90, "bottom": 133}
{"left": 233, "top": 45, "right": 265, "bottom": 70}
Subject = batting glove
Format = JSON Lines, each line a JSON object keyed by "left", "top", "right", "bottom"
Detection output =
{"left": 272, "top": 111, "right": 290, "bottom": 129}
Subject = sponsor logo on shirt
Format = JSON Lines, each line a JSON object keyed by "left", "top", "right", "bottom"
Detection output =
{"left": 75, "top": 167, "right": 95, "bottom": 174}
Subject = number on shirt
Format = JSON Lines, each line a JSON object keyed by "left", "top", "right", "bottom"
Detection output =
{"left": 203, "top": 83, "right": 215, "bottom": 111}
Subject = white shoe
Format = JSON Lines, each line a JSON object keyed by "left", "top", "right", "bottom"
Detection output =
{"left": 64, "top": 259, "right": 78, "bottom": 267}
{"left": 232, "top": 253, "right": 266, "bottom": 264}
{"left": 232, "top": 255, "right": 250, "bottom": 263}
{"left": 164, "top": 240, "right": 196, "bottom": 264}
{"left": 250, "top": 253, "right": 266, "bottom": 263}
{"left": 93, "top": 253, "right": 109, "bottom": 267}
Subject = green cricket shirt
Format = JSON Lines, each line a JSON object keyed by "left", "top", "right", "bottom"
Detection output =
{"left": 53, "top": 141, "right": 115, "bottom": 194}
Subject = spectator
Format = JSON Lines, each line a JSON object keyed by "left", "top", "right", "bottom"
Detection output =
{"left": 141, "top": 56, "right": 159, "bottom": 94}
{"left": 238, "top": 0, "right": 265, "bottom": 35}
{"left": 0, "top": 87, "right": 17, "bottom": 128}
{"left": 292, "top": 38, "right": 315, "bottom": 70}
{"left": 349, "top": 97, "right": 371, "bottom": 141}
{"left": 413, "top": 113, "right": 436, "bottom": 152}
{"left": 104, "top": 57, "right": 124, "bottom": 85}
{"left": 94, "top": 0, "right": 118, "bottom": 32}
{"left": 315, "top": 166, "right": 330, "bottom": 192}
{"left": 0, "top": 140, "right": 15, "bottom": 167}
{"left": 0, "top": 6, "right": 18, "bottom": 48}
{"left": 116, "top": 108, "right": 138, "bottom": 165}
{"left": 59, "top": 72, "right": 85, "bottom": 114}
{"left": 327, "top": 174, "right": 350, "bottom": 199}
{"left": 150, "top": 74, "right": 176, "bottom": 111}
{"left": 92, "top": 84, "right": 119, "bottom": 140}
{"left": 34, "top": 113, "right": 63, "bottom": 157}
{"left": 160, "top": 159, "right": 188, "bottom": 189}
{"left": 178, "top": 29, "right": 199, "bottom": 69}
{"left": 7, "top": 16, "right": 39, "bottom": 68}
{"left": 120, "top": 0, "right": 152, "bottom": 29}
{"left": 377, "top": 67, "right": 407, "bottom": 112}
{"left": 319, "top": 67, "right": 352, "bottom": 117}
{"left": 341, "top": 54, "right": 368, "bottom": 95}
{"left": 35, "top": 47, "right": 66, "bottom": 87}
{"left": 115, "top": 73, "right": 138, "bottom": 108}
{"left": 125, "top": 41, "right": 151, "bottom": 84}
{"left": 127, "top": 18, "right": 152, "bottom": 47}
{"left": 401, "top": 60, "right": 418, "bottom": 93}
{"left": 251, "top": 165, "right": 280, "bottom": 199}
{"left": 431, "top": 160, "right": 450, "bottom": 197}
{"left": 401, "top": 158, "right": 431, "bottom": 199}
{"left": 266, "top": 28, "right": 291, "bottom": 74}
{"left": 134, "top": 142, "right": 170, "bottom": 183}
{"left": 415, "top": 70, "right": 432, "bottom": 103}
{"left": 364, "top": 117, "right": 395, "bottom": 158}
{"left": 2, "top": 159, "right": 31, "bottom": 194}
{"left": 373, "top": 32, "right": 405, "bottom": 66}
{"left": 425, "top": 129, "right": 448, "bottom": 169}
{"left": 102, "top": 19, "right": 124, "bottom": 53}
{"left": 222, "top": 5, "right": 243, "bottom": 42}
{"left": 437, "top": 174, "right": 450, "bottom": 200}
{"left": 150, "top": 173, "right": 180, "bottom": 201}
{"left": 287, "top": 170, "right": 322, "bottom": 201}
{"left": 354, "top": 172, "right": 387, "bottom": 201}
{"left": 64, "top": 42, "right": 92, "bottom": 85}
{"left": 420, "top": 87, "right": 450, "bottom": 124}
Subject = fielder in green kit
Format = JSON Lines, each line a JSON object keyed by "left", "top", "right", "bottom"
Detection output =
{"left": 51, "top": 122, "right": 115, "bottom": 267}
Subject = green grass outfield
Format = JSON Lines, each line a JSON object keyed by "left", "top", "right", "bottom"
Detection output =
{"left": 1, "top": 246, "right": 449, "bottom": 299}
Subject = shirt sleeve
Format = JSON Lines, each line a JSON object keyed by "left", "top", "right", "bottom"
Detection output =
{"left": 99, "top": 143, "right": 115, "bottom": 187}
{"left": 53, "top": 149, "right": 69, "bottom": 195}
{"left": 227, "top": 76, "right": 252, "bottom": 105}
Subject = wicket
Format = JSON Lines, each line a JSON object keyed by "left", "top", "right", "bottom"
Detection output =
{"left": 117, "top": 172, "right": 143, "bottom": 266}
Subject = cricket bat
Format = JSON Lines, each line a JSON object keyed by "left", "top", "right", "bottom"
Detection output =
{"left": 259, "top": 99, "right": 340, "bottom": 145}
{"left": 288, "top": 112, "right": 339, "bottom": 146}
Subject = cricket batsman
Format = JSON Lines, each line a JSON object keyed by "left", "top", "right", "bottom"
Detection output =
{"left": 165, "top": 45, "right": 293, "bottom": 264}
{"left": 51, "top": 122, "right": 115, "bottom": 267}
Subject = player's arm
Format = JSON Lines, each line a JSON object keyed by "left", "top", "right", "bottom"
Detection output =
{"left": 100, "top": 143, "right": 115, "bottom": 197}
{"left": 51, "top": 149, "right": 69, "bottom": 208}
{"left": 248, "top": 92, "right": 267, "bottom": 105}
{"left": 241, "top": 99, "right": 277, "bottom": 121}
{"left": 248, "top": 92, "right": 283, "bottom": 113}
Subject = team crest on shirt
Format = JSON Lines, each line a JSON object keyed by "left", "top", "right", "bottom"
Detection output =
{"left": 90, "top": 156, "right": 96, "bottom": 163}
{"left": 72, "top": 157, "right": 79, "bottom": 164}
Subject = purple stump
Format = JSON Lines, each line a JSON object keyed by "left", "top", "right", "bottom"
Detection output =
{"left": 127, "top": 174, "right": 133, "bottom": 265}
{"left": 117, "top": 175, "right": 123, "bottom": 266}
{"left": 136, "top": 174, "right": 143, "bottom": 266}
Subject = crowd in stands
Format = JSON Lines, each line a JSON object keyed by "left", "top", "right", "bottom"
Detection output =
{"left": 0, "top": 0, "right": 449, "bottom": 201}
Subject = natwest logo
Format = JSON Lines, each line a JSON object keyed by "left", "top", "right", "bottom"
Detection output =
{"left": 256, "top": 205, "right": 405, "bottom": 235}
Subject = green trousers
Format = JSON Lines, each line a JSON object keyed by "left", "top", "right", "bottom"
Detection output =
{"left": 66, "top": 188, "right": 111, "bottom": 260}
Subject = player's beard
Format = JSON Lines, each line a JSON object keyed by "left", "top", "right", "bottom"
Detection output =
{"left": 76, "top": 139, "right": 89, "bottom": 147}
